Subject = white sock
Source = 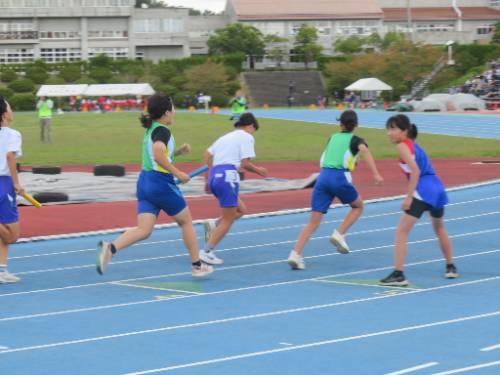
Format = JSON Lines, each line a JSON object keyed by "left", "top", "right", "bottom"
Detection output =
{"left": 0, "top": 264, "right": 7, "bottom": 273}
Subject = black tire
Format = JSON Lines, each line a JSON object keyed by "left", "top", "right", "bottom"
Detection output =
{"left": 32, "top": 166, "right": 62, "bottom": 175}
{"left": 93, "top": 165, "right": 126, "bottom": 177}
{"left": 33, "top": 192, "right": 69, "bottom": 203}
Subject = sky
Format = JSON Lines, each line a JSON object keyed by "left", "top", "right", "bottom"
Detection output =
{"left": 162, "top": 0, "right": 227, "bottom": 13}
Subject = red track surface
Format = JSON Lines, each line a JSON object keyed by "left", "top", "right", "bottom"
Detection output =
{"left": 19, "top": 158, "right": 500, "bottom": 238}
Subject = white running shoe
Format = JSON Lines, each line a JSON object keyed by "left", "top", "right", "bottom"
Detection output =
{"left": 192, "top": 263, "right": 214, "bottom": 277}
{"left": 96, "top": 241, "right": 112, "bottom": 275}
{"left": 287, "top": 250, "right": 305, "bottom": 270}
{"left": 330, "top": 230, "right": 350, "bottom": 254}
{"left": 199, "top": 250, "right": 224, "bottom": 265}
{"left": 0, "top": 271, "right": 20, "bottom": 284}
{"left": 203, "top": 219, "right": 217, "bottom": 243}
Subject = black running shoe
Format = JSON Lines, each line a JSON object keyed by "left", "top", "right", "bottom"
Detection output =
{"left": 445, "top": 264, "right": 458, "bottom": 279}
{"left": 379, "top": 270, "right": 409, "bottom": 287}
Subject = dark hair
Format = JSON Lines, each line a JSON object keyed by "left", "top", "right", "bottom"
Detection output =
{"left": 0, "top": 96, "right": 7, "bottom": 129}
{"left": 139, "top": 93, "right": 173, "bottom": 129}
{"left": 338, "top": 110, "right": 358, "bottom": 132}
{"left": 234, "top": 112, "right": 259, "bottom": 130}
{"left": 385, "top": 114, "right": 418, "bottom": 139}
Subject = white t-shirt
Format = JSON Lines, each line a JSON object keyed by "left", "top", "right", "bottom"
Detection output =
{"left": 0, "top": 127, "right": 22, "bottom": 176}
{"left": 207, "top": 129, "right": 256, "bottom": 169}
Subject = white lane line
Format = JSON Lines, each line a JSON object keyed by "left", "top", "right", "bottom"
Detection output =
{"left": 431, "top": 360, "right": 500, "bottom": 374}
{"left": 385, "top": 362, "right": 439, "bottom": 375}
{"left": 480, "top": 343, "right": 500, "bottom": 352}
{"left": 1, "top": 257, "right": 500, "bottom": 323}
{"left": 122, "top": 312, "right": 500, "bottom": 375}
{"left": 1, "top": 279, "right": 500, "bottom": 356}
{"left": 0, "top": 345, "right": 9, "bottom": 350}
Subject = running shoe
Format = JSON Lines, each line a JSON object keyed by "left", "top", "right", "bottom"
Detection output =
{"left": 445, "top": 264, "right": 458, "bottom": 279}
{"left": 287, "top": 250, "right": 305, "bottom": 270}
{"left": 0, "top": 271, "right": 20, "bottom": 284}
{"left": 96, "top": 241, "right": 112, "bottom": 275}
{"left": 330, "top": 230, "right": 350, "bottom": 254}
{"left": 199, "top": 250, "right": 224, "bottom": 265}
{"left": 379, "top": 270, "right": 409, "bottom": 287}
{"left": 192, "top": 263, "right": 214, "bottom": 277}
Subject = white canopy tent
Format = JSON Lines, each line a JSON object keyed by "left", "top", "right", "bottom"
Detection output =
{"left": 345, "top": 77, "right": 393, "bottom": 91}
{"left": 83, "top": 83, "right": 155, "bottom": 97}
{"left": 36, "top": 84, "right": 88, "bottom": 97}
{"left": 36, "top": 83, "right": 155, "bottom": 98}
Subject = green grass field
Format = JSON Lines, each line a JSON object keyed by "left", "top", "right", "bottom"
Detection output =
{"left": 12, "top": 111, "right": 500, "bottom": 166}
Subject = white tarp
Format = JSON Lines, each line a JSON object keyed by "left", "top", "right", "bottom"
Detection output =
{"left": 83, "top": 83, "right": 155, "bottom": 97}
{"left": 36, "top": 84, "right": 88, "bottom": 97}
{"left": 411, "top": 99, "right": 446, "bottom": 112}
{"left": 449, "top": 93, "right": 486, "bottom": 111}
{"left": 345, "top": 77, "right": 393, "bottom": 91}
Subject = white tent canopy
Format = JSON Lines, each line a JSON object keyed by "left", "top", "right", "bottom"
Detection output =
{"left": 36, "top": 83, "right": 155, "bottom": 97}
{"left": 83, "top": 83, "right": 155, "bottom": 97}
{"left": 345, "top": 77, "right": 392, "bottom": 91}
{"left": 36, "top": 84, "right": 88, "bottom": 97}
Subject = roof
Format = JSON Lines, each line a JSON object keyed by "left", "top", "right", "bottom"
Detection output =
{"left": 383, "top": 7, "right": 500, "bottom": 22}
{"left": 345, "top": 77, "right": 393, "bottom": 91}
{"left": 36, "top": 83, "right": 155, "bottom": 97}
{"left": 229, "top": 0, "right": 383, "bottom": 21}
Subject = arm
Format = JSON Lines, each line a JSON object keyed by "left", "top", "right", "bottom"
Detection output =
{"left": 6, "top": 151, "right": 24, "bottom": 196}
{"left": 240, "top": 158, "right": 267, "bottom": 177}
{"left": 358, "top": 144, "right": 383, "bottom": 184}
{"left": 397, "top": 142, "right": 420, "bottom": 210}
{"left": 152, "top": 142, "right": 190, "bottom": 183}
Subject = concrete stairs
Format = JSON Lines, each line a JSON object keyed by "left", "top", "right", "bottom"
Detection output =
{"left": 242, "top": 71, "right": 326, "bottom": 107}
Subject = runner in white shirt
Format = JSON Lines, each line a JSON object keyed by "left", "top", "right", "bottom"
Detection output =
{"left": 0, "top": 96, "right": 25, "bottom": 283}
{"left": 200, "top": 113, "right": 267, "bottom": 265}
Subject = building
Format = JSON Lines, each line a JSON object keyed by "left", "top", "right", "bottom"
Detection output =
{"left": 227, "top": 0, "right": 500, "bottom": 58}
{"left": 0, "top": 0, "right": 498, "bottom": 65}
{"left": 0, "top": 0, "right": 226, "bottom": 64}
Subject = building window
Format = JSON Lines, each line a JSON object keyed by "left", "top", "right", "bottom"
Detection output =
{"left": 41, "top": 48, "right": 81, "bottom": 62}
{"left": 88, "top": 47, "right": 128, "bottom": 60}
{"left": 0, "top": 47, "right": 34, "bottom": 63}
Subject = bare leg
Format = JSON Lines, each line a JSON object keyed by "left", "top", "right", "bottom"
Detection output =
{"left": 207, "top": 198, "right": 246, "bottom": 248}
{"left": 294, "top": 211, "right": 324, "bottom": 255}
{"left": 394, "top": 213, "right": 418, "bottom": 270}
{"left": 112, "top": 213, "right": 156, "bottom": 251}
{"left": 0, "top": 222, "right": 20, "bottom": 245}
{"left": 431, "top": 215, "right": 454, "bottom": 264}
{"left": 337, "top": 197, "right": 363, "bottom": 235}
{"left": 171, "top": 207, "right": 200, "bottom": 262}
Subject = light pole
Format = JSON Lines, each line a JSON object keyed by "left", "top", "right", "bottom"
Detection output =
{"left": 446, "top": 40, "right": 455, "bottom": 65}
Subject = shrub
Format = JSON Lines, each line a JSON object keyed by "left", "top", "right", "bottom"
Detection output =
{"left": 0, "top": 87, "right": 14, "bottom": 100}
{"left": 1, "top": 70, "right": 18, "bottom": 83}
{"left": 8, "top": 78, "right": 35, "bottom": 93}
{"left": 9, "top": 93, "right": 37, "bottom": 111}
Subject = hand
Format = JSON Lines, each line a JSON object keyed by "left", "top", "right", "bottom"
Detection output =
{"left": 401, "top": 196, "right": 412, "bottom": 211}
{"left": 178, "top": 143, "right": 191, "bottom": 156}
{"left": 259, "top": 167, "right": 268, "bottom": 178}
{"left": 373, "top": 173, "right": 384, "bottom": 185}
{"left": 176, "top": 171, "right": 190, "bottom": 184}
{"left": 14, "top": 184, "right": 25, "bottom": 197}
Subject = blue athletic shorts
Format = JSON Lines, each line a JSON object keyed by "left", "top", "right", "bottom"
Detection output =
{"left": 136, "top": 170, "right": 186, "bottom": 217}
{"left": 0, "top": 176, "right": 18, "bottom": 224}
{"left": 208, "top": 164, "right": 240, "bottom": 208}
{"left": 311, "top": 168, "right": 359, "bottom": 214}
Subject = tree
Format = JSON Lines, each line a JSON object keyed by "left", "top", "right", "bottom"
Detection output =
{"left": 334, "top": 36, "right": 364, "bottom": 54}
{"left": 492, "top": 21, "right": 500, "bottom": 44}
{"left": 207, "top": 23, "right": 265, "bottom": 57}
{"left": 182, "top": 60, "right": 231, "bottom": 96}
{"left": 135, "top": 0, "right": 165, "bottom": 8}
{"left": 293, "top": 24, "right": 323, "bottom": 69}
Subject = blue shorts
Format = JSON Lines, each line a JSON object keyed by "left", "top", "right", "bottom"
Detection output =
{"left": 136, "top": 170, "right": 186, "bottom": 217}
{"left": 311, "top": 168, "right": 359, "bottom": 214}
{"left": 208, "top": 164, "right": 240, "bottom": 208}
{"left": 0, "top": 176, "right": 18, "bottom": 224}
